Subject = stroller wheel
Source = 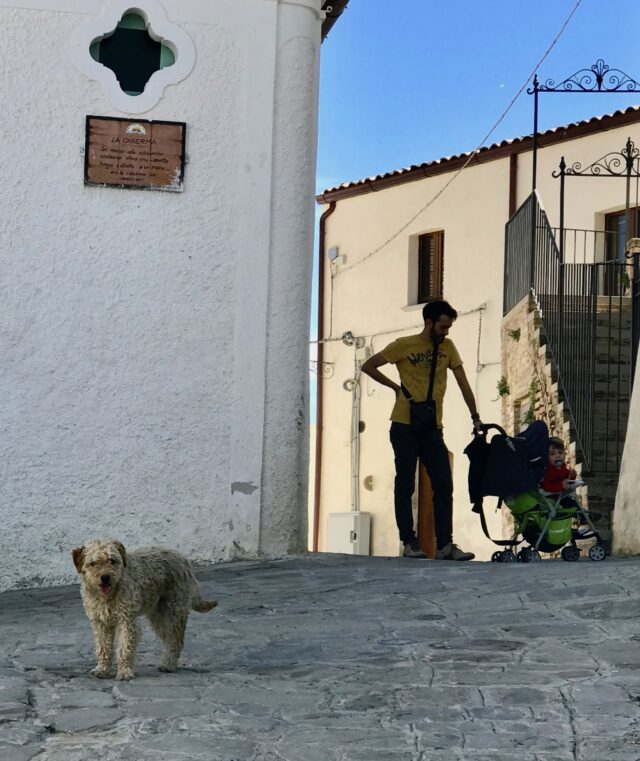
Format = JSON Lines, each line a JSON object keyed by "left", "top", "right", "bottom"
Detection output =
{"left": 588, "top": 543, "right": 607, "bottom": 562}
{"left": 502, "top": 549, "right": 516, "bottom": 563}
{"left": 517, "top": 547, "right": 541, "bottom": 563}
{"left": 561, "top": 545, "right": 581, "bottom": 562}
{"left": 491, "top": 551, "right": 503, "bottom": 563}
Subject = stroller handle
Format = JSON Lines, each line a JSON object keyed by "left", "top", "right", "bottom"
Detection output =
{"left": 477, "top": 423, "right": 507, "bottom": 437}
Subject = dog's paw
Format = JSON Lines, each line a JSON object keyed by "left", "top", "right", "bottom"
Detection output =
{"left": 115, "top": 668, "right": 135, "bottom": 681}
{"left": 159, "top": 661, "right": 178, "bottom": 673}
{"left": 91, "top": 666, "right": 112, "bottom": 679}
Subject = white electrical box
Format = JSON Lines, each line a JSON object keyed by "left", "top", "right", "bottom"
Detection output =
{"left": 326, "top": 512, "right": 371, "bottom": 555}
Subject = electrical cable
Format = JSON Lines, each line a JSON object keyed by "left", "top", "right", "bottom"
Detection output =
{"left": 335, "top": 0, "right": 585, "bottom": 276}
{"left": 310, "top": 302, "right": 489, "bottom": 345}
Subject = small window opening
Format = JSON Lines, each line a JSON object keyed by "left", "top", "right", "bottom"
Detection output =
{"left": 417, "top": 231, "right": 444, "bottom": 304}
{"left": 90, "top": 12, "right": 175, "bottom": 96}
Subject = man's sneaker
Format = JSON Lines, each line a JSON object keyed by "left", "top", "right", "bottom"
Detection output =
{"left": 435, "top": 542, "right": 475, "bottom": 561}
{"left": 402, "top": 541, "right": 427, "bottom": 559}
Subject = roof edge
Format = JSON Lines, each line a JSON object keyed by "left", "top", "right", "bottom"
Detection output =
{"left": 321, "top": 1, "right": 350, "bottom": 42}
{"left": 316, "top": 105, "right": 640, "bottom": 204}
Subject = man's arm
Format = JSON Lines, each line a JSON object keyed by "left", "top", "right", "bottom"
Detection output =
{"left": 361, "top": 352, "right": 400, "bottom": 395}
{"left": 451, "top": 364, "right": 482, "bottom": 431}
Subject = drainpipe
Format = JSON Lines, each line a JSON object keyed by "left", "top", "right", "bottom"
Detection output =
{"left": 349, "top": 369, "right": 361, "bottom": 513}
{"left": 343, "top": 346, "right": 362, "bottom": 513}
{"left": 312, "top": 201, "right": 336, "bottom": 551}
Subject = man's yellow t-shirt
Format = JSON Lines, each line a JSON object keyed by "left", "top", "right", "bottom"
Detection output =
{"left": 381, "top": 334, "right": 463, "bottom": 428}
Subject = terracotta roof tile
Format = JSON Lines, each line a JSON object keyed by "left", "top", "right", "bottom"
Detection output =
{"left": 317, "top": 105, "right": 640, "bottom": 202}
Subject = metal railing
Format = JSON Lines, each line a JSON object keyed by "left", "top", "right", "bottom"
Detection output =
{"left": 504, "top": 192, "right": 637, "bottom": 472}
{"left": 503, "top": 194, "right": 536, "bottom": 316}
{"left": 550, "top": 227, "right": 620, "bottom": 265}
{"left": 591, "top": 272, "right": 632, "bottom": 471}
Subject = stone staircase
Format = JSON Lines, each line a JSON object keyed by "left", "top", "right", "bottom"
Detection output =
{"left": 532, "top": 298, "right": 633, "bottom": 546}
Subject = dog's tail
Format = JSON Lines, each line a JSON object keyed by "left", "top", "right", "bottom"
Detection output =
{"left": 192, "top": 597, "right": 218, "bottom": 613}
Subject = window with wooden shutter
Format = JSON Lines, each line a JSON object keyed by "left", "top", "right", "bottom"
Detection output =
{"left": 417, "top": 231, "right": 444, "bottom": 304}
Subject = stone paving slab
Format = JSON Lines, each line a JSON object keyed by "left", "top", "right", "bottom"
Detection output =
{"left": 1, "top": 553, "right": 640, "bottom": 759}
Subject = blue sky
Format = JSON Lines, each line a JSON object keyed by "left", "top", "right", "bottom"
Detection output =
{"left": 317, "top": 0, "right": 640, "bottom": 193}
{"left": 309, "top": 0, "right": 640, "bottom": 418}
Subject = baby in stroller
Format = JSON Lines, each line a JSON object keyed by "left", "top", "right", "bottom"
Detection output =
{"left": 541, "top": 437, "right": 577, "bottom": 494}
{"left": 466, "top": 420, "right": 607, "bottom": 563}
{"left": 540, "top": 437, "right": 601, "bottom": 537}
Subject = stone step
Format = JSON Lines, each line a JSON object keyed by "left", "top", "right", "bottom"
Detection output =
{"left": 527, "top": 310, "right": 542, "bottom": 329}
{"left": 535, "top": 320, "right": 630, "bottom": 339}
{"left": 592, "top": 378, "right": 632, "bottom": 392}
{"left": 587, "top": 456, "right": 623, "bottom": 472}
{"left": 537, "top": 345, "right": 633, "bottom": 369}
{"left": 595, "top": 323, "right": 632, "bottom": 335}
{"left": 592, "top": 413, "right": 630, "bottom": 428}
{"left": 596, "top": 294, "right": 632, "bottom": 309}
{"left": 593, "top": 390, "right": 631, "bottom": 403}
{"left": 594, "top": 346, "right": 633, "bottom": 358}
{"left": 596, "top": 316, "right": 632, "bottom": 328}
{"left": 539, "top": 295, "right": 632, "bottom": 311}
{"left": 592, "top": 434, "right": 627, "bottom": 449}
{"left": 592, "top": 401, "right": 631, "bottom": 415}
{"left": 585, "top": 472, "right": 620, "bottom": 486}
{"left": 584, "top": 483, "right": 619, "bottom": 499}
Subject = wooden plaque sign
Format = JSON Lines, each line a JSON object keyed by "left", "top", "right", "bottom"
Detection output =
{"left": 84, "top": 115, "right": 186, "bottom": 192}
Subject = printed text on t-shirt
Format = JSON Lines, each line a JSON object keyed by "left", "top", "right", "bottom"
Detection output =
{"left": 407, "top": 350, "right": 443, "bottom": 367}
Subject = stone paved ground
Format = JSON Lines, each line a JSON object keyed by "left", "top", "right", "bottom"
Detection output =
{"left": 2, "top": 553, "right": 640, "bottom": 760}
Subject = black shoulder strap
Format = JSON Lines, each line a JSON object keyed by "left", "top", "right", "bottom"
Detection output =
{"left": 477, "top": 498, "right": 523, "bottom": 547}
{"left": 426, "top": 342, "right": 439, "bottom": 401}
{"left": 402, "top": 341, "right": 439, "bottom": 402}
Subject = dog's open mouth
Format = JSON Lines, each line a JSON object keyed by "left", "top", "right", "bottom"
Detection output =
{"left": 99, "top": 582, "right": 112, "bottom": 596}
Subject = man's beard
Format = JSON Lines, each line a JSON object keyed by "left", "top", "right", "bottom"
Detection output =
{"left": 430, "top": 329, "right": 443, "bottom": 345}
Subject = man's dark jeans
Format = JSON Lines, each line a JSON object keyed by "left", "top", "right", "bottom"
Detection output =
{"left": 389, "top": 422, "right": 453, "bottom": 550}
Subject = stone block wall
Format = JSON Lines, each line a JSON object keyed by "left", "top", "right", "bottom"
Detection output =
{"left": 500, "top": 295, "right": 566, "bottom": 445}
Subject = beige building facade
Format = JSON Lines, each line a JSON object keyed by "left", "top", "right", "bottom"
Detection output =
{"left": 313, "top": 107, "right": 640, "bottom": 561}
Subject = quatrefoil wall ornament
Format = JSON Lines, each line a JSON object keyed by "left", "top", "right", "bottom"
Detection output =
{"left": 70, "top": 0, "right": 195, "bottom": 114}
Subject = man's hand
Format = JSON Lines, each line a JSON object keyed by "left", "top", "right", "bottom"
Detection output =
{"left": 361, "top": 352, "right": 400, "bottom": 395}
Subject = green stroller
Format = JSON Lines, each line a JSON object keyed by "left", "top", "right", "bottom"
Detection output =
{"left": 465, "top": 421, "right": 607, "bottom": 563}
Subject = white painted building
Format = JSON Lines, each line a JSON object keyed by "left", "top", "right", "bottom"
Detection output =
{"left": 0, "top": 0, "right": 347, "bottom": 590}
{"left": 313, "top": 107, "right": 640, "bottom": 561}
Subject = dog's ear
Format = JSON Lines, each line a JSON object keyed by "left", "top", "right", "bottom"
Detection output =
{"left": 72, "top": 546, "right": 85, "bottom": 573}
{"left": 114, "top": 541, "right": 127, "bottom": 568}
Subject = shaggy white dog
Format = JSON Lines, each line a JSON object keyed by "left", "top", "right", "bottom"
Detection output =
{"left": 72, "top": 539, "right": 217, "bottom": 681}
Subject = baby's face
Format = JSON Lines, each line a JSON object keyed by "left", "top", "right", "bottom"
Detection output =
{"left": 549, "top": 445, "right": 565, "bottom": 466}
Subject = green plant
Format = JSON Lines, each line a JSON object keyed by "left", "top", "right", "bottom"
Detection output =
{"left": 521, "top": 379, "right": 539, "bottom": 426}
{"left": 496, "top": 376, "right": 510, "bottom": 398}
{"left": 507, "top": 328, "right": 521, "bottom": 342}
{"left": 529, "top": 378, "right": 539, "bottom": 400}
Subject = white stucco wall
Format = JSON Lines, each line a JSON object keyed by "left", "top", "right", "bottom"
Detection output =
{"left": 518, "top": 124, "right": 640, "bottom": 233}
{"left": 611, "top": 360, "right": 640, "bottom": 554}
{"left": 0, "top": 0, "right": 323, "bottom": 590}
{"left": 315, "top": 117, "right": 640, "bottom": 561}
